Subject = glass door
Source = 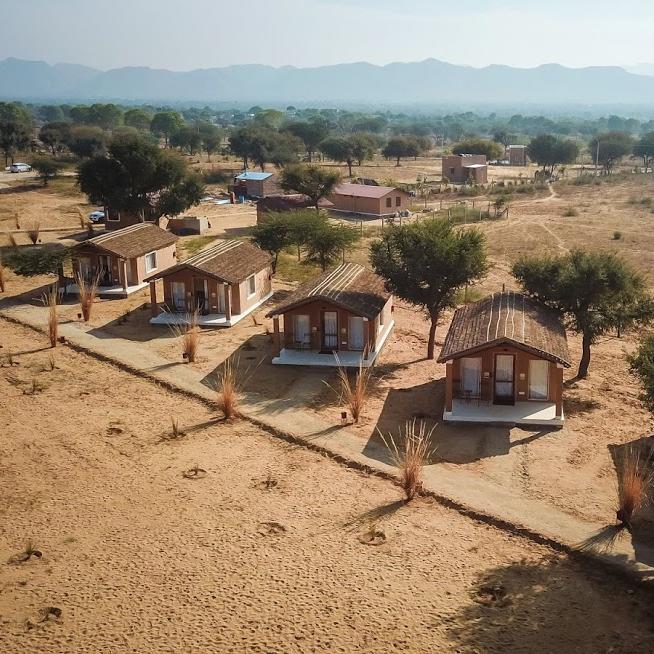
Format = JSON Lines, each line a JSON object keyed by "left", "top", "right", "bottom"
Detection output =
{"left": 170, "top": 282, "right": 186, "bottom": 312}
{"left": 322, "top": 311, "right": 338, "bottom": 351}
{"left": 494, "top": 354, "right": 515, "bottom": 405}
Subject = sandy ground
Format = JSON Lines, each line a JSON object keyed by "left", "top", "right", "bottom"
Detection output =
{"left": 2, "top": 172, "right": 654, "bottom": 535}
{"left": 1, "top": 318, "right": 654, "bottom": 653}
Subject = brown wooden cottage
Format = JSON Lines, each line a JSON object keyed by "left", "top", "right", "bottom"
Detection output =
{"left": 438, "top": 291, "right": 571, "bottom": 426}
{"left": 69, "top": 223, "right": 178, "bottom": 297}
{"left": 147, "top": 239, "right": 273, "bottom": 327}
{"left": 267, "top": 262, "right": 394, "bottom": 367}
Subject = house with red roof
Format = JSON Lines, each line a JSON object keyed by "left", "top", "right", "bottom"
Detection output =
{"left": 328, "top": 183, "right": 411, "bottom": 217}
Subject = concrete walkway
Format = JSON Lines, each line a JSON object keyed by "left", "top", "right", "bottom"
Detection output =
{"left": 2, "top": 301, "right": 653, "bottom": 582}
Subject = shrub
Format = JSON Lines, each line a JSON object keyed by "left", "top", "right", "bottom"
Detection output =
{"left": 329, "top": 357, "right": 373, "bottom": 423}
{"left": 613, "top": 231, "right": 622, "bottom": 240}
{"left": 563, "top": 207, "right": 578, "bottom": 217}
{"left": 615, "top": 446, "right": 653, "bottom": 529}
{"left": 41, "top": 284, "right": 58, "bottom": 347}
{"left": 170, "top": 309, "right": 200, "bottom": 363}
{"left": 202, "top": 168, "right": 230, "bottom": 184}
{"left": 216, "top": 357, "right": 240, "bottom": 420}
{"left": 75, "top": 271, "right": 99, "bottom": 322}
{"left": 0, "top": 259, "right": 6, "bottom": 292}
{"left": 380, "top": 420, "right": 435, "bottom": 501}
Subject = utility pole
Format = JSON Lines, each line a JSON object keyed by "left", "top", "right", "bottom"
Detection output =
{"left": 595, "top": 140, "right": 600, "bottom": 177}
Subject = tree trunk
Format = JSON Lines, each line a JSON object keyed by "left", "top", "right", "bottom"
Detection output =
{"left": 577, "top": 332, "right": 592, "bottom": 378}
{"left": 347, "top": 160, "right": 353, "bottom": 177}
{"left": 427, "top": 313, "right": 439, "bottom": 359}
{"left": 396, "top": 156, "right": 401, "bottom": 167}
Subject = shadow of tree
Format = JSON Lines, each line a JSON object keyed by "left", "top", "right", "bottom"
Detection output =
{"left": 447, "top": 558, "right": 654, "bottom": 652}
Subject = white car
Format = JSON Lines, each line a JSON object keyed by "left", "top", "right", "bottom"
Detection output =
{"left": 89, "top": 210, "right": 105, "bottom": 224}
{"left": 9, "top": 163, "right": 31, "bottom": 173}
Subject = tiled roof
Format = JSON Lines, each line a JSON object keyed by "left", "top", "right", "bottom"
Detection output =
{"left": 80, "top": 223, "right": 177, "bottom": 259}
{"left": 267, "top": 263, "right": 390, "bottom": 319}
{"left": 331, "top": 183, "right": 406, "bottom": 199}
{"left": 146, "top": 239, "right": 272, "bottom": 285}
{"left": 437, "top": 291, "right": 571, "bottom": 366}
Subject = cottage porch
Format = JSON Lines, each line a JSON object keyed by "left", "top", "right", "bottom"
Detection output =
{"left": 64, "top": 281, "right": 149, "bottom": 298}
{"left": 443, "top": 399, "right": 564, "bottom": 427}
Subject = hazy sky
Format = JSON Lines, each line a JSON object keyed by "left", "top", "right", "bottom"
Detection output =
{"left": 1, "top": 0, "right": 653, "bottom": 71}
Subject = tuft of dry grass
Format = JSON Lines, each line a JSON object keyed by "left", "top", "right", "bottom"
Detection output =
{"left": 41, "top": 284, "right": 58, "bottom": 348}
{"left": 5, "top": 232, "right": 18, "bottom": 249}
{"left": 26, "top": 221, "right": 41, "bottom": 245}
{"left": 0, "top": 258, "right": 6, "bottom": 293}
{"left": 616, "top": 446, "right": 654, "bottom": 529}
{"left": 169, "top": 309, "right": 200, "bottom": 363}
{"left": 75, "top": 271, "right": 99, "bottom": 322}
{"left": 170, "top": 416, "right": 185, "bottom": 439}
{"left": 215, "top": 357, "right": 240, "bottom": 420}
{"left": 8, "top": 538, "right": 43, "bottom": 564}
{"left": 380, "top": 420, "right": 435, "bottom": 501}
{"left": 328, "top": 356, "right": 373, "bottom": 423}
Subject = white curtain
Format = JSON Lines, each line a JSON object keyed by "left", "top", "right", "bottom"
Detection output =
{"left": 495, "top": 355, "right": 514, "bottom": 398}
{"left": 294, "top": 315, "right": 311, "bottom": 344}
{"left": 529, "top": 360, "right": 549, "bottom": 400}
{"left": 171, "top": 282, "right": 186, "bottom": 311}
{"left": 349, "top": 317, "right": 365, "bottom": 350}
{"left": 323, "top": 312, "right": 338, "bottom": 348}
{"left": 460, "top": 357, "right": 481, "bottom": 395}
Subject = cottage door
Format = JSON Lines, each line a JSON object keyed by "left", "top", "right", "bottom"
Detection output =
{"left": 98, "top": 255, "right": 111, "bottom": 286}
{"left": 528, "top": 360, "right": 549, "bottom": 400}
{"left": 494, "top": 354, "right": 515, "bottom": 405}
{"left": 460, "top": 357, "right": 482, "bottom": 398}
{"left": 348, "top": 316, "right": 365, "bottom": 350}
{"left": 171, "top": 282, "right": 186, "bottom": 312}
{"left": 217, "top": 284, "right": 226, "bottom": 314}
{"left": 194, "top": 278, "right": 208, "bottom": 314}
{"left": 294, "top": 315, "right": 311, "bottom": 348}
{"left": 321, "top": 311, "right": 338, "bottom": 351}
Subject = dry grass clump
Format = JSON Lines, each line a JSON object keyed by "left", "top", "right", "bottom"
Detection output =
{"left": 26, "top": 221, "right": 41, "bottom": 245}
{"left": 41, "top": 284, "right": 58, "bottom": 347}
{"left": 0, "top": 258, "right": 6, "bottom": 293}
{"left": 328, "top": 357, "right": 374, "bottom": 423}
{"left": 75, "top": 271, "right": 99, "bottom": 322}
{"left": 215, "top": 357, "right": 240, "bottom": 420}
{"left": 8, "top": 539, "right": 43, "bottom": 564}
{"left": 5, "top": 232, "right": 18, "bottom": 249}
{"left": 170, "top": 309, "right": 200, "bottom": 363}
{"left": 563, "top": 207, "right": 579, "bottom": 217}
{"left": 169, "top": 416, "right": 185, "bottom": 439}
{"left": 380, "top": 420, "right": 435, "bottom": 501}
{"left": 616, "top": 446, "right": 654, "bottom": 529}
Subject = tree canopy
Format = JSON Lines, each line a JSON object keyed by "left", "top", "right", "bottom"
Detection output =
{"left": 633, "top": 132, "right": 654, "bottom": 169}
{"left": 370, "top": 218, "right": 488, "bottom": 359}
{"left": 589, "top": 131, "right": 633, "bottom": 172}
{"left": 512, "top": 249, "right": 653, "bottom": 378}
{"left": 150, "top": 111, "right": 184, "bottom": 146}
{"left": 30, "top": 155, "right": 64, "bottom": 186}
{"left": 526, "top": 134, "right": 579, "bottom": 173}
{"left": 452, "top": 138, "right": 503, "bottom": 160}
{"left": 627, "top": 334, "right": 654, "bottom": 413}
{"left": 284, "top": 120, "right": 329, "bottom": 162}
{"left": 279, "top": 164, "right": 341, "bottom": 210}
{"left": 77, "top": 134, "right": 203, "bottom": 220}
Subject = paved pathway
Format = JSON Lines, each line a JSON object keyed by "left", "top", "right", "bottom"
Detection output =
{"left": 2, "top": 301, "right": 653, "bottom": 581}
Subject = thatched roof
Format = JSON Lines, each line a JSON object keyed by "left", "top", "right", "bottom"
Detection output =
{"left": 267, "top": 263, "right": 390, "bottom": 319}
{"left": 437, "top": 291, "right": 571, "bottom": 366}
{"left": 146, "top": 239, "right": 272, "bottom": 285}
{"left": 77, "top": 223, "right": 177, "bottom": 259}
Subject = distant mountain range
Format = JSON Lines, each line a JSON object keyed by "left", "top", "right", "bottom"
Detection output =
{"left": 3, "top": 57, "right": 654, "bottom": 107}
{"left": 625, "top": 63, "right": 654, "bottom": 78}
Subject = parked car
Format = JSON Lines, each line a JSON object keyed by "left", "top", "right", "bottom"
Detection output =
{"left": 89, "top": 210, "right": 105, "bottom": 224}
{"left": 9, "top": 163, "right": 31, "bottom": 173}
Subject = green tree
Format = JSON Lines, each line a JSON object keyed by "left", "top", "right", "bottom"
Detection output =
{"left": 305, "top": 222, "right": 360, "bottom": 271}
{"left": 627, "top": 334, "right": 654, "bottom": 412}
{"left": 382, "top": 136, "right": 414, "bottom": 167}
{"left": 77, "top": 134, "right": 203, "bottom": 220}
{"left": 526, "top": 135, "right": 579, "bottom": 174}
{"left": 284, "top": 120, "right": 329, "bottom": 162}
{"left": 279, "top": 164, "right": 341, "bottom": 210}
{"left": 66, "top": 126, "right": 107, "bottom": 159}
{"left": 196, "top": 123, "right": 223, "bottom": 162}
{"left": 349, "top": 133, "right": 377, "bottom": 166}
{"left": 39, "top": 122, "right": 71, "bottom": 157}
{"left": 634, "top": 132, "right": 654, "bottom": 169}
{"left": 170, "top": 126, "right": 202, "bottom": 154}
{"left": 370, "top": 218, "right": 488, "bottom": 359}
{"left": 252, "top": 213, "right": 294, "bottom": 272}
{"left": 0, "top": 102, "right": 32, "bottom": 166}
{"left": 492, "top": 128, "right": 514, "bottom": 148}
{"left": 320, "top": 136, "right": 355, "bottom": 175}
{"left": 124, "top": 108, "right": 152, "bottom": 131}
{"left": 589, "top": 131, "right": 633, "bottom": 173}
{"left": 30, "top": 155, "right": 64, "bottom": 186}
{"left": 150, "top": 111, "right": 184, "bottom": 147}
{"left": 513, "top": 249, "right": 652, "bottom": 378}
{"left": 4, "top": 245, "right": 70, "bottom": 277}
{"left": 452, "top": 138, "right": 503, "bottom": 160}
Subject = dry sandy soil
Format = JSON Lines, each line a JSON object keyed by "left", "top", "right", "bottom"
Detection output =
{"left": 3, "top": 174, "right": 654, "bottom": 534}
{"left": 1, "top": 319, "right": 654, "bottom": 653}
